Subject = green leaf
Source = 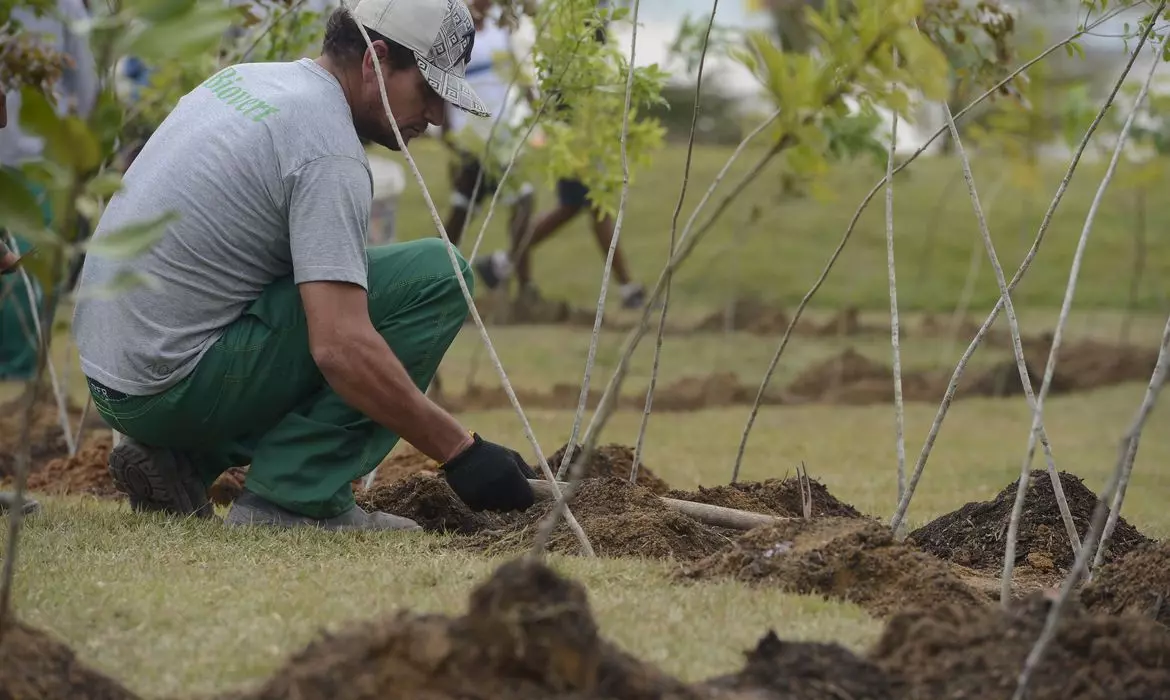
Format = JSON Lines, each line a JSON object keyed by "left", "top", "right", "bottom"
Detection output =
{"left": 84, "top": 172, "right": 124, "bottom": 199}
{"left": 121, "top": 0, "right": 198, "bottom": 23}
{"left": 127, "top": 3, "right": 237, "bottom": 61}
{"left": 85, "top": 211, "right": 177, "bottom": 260}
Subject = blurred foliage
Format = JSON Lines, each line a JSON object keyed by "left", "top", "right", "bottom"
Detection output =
{"left": 0, "top": 0, "right": 239, "bottom": 304}
{"left": 460, "top": 0, "right": 669, "bottom": 219}
{"left": 729, "top": 0, "right": 955, "bottom": 200}
{"left": 121, "top": 0, "right": 329, "bottom": 156}
{"left": 0, "top": 1, "right": 70, "bottom": 93}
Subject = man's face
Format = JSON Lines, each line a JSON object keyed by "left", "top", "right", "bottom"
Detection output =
{"left": 354, "top": 41, "right": 446, "bottom": 151}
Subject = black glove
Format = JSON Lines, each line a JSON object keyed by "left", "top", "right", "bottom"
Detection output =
{"left": 442, "top": 433, "right": 537, "bottom": 512}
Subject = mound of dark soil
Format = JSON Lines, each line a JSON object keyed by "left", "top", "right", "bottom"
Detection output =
{"left": 703, "top": 631, "right": 896, "bottom": 700}
{"left": 908, "top": 470, "right": 1151, "bottom": 571}
{"left": 667, "top": 478, "right": 863, "bottom": 519}
{"left": 1081, "top": 541, "right": 1170, "bottom": 627}
{"left": 357, "top": 473, "right": 499, "bottom": 534}
{"left": 245, "top": 557, "right": 701, "bottom": 700}
{"left": 19, "top": 435, "right": 118, "bottom": 498}
{"left": 871, "top": 592, "right": 1170, "bottom": 700}
{"left": 786, "top": 349, "right": 890, "bottom": 401}
{"left": 696, "top": 297, "right": 792, "bottom": 334}
{"left": 680, "top": 518, "right": 987, "bottom": 617}
{"left": 0, "top": 619, "right": 138, "bottom": 700}
{"left": 544, "top": 443, "right": 671, "bottom": 495}
{"left": 535, "top": 477, "right": 733, "bottom": 561}
{"left": 360, "top": 473, "right": 732, "bottom": 562}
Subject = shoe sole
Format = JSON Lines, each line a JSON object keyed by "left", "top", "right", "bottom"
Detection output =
{"left": 108, "top": 442, "right": 213, "bottom": 519}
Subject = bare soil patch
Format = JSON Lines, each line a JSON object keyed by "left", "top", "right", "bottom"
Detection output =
{"left": 0, "top": 390, "right": 101, "bottom": 478}
{"left": 0, "top": 619, "right": 138, "bottom": 700}
{"left": 1081, "top": 541, "right": 1170, "bottom": 627}
{"left": 18, "top": 435, "right": 118, "bottom": 498}
{"left": 908, "top": 470, "right": 1151, "bottom": 571}
{"left": 871, "top": 592, "right": 1170, "bottom": 700}
{"left": 680, "top": 517, "right": 987, "bottom": 617}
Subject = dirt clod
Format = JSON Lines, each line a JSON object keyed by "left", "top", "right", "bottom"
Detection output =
{"left": 908, "top": 470, "right": 1151, "bottom": 571}
{"left": 703, "top": 630, "right": 896, "bottom": 700}
{"left": 667, "top": 478, "right": 863, "bottom": 519}
{"left": 0, "top": 619, "right": 139, "bottom": 700}
{"left": 871, "top": 592, "right": 1170, "bottom": 700}
{"left": 14, "top": 435, "right": 117, "bottom": 498}
{"left": 1081, "top": 541, "right": 1170, "bottom": 627}
{"left": 681, "top": 517, "right": 987, "bottom": 617}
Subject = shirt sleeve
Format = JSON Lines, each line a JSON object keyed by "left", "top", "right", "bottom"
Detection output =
{"left": 285, "top": 155, "right": 372, "bottom": 290}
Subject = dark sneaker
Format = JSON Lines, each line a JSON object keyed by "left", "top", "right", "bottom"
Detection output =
{"left": 108, "top": 439, "right": 213, "bottom": 518}
{"left": 0, "top": 491, "right": 40, "bottom": 516}
{"left": 224, "top": 491, "right": 422, "bottom": 532}
{"left": 473, "top": 253, "right": 503, "bottom": 290}
{"left": 620, "top": 283, "right": 646, "bottom": 310}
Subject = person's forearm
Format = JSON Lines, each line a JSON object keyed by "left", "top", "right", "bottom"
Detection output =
{"left": 315, "top": 327, "right": 472, "bottom": 462}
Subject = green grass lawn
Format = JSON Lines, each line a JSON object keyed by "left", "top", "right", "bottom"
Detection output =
{"left": 5, "top": 141, "right": 1170, "bottom": 698}
{"left": 392, "top": 138, "right": 1170, "bottom": 314}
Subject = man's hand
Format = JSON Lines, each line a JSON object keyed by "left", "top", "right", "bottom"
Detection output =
{"left": 442, "top": 433, "right": 537, "bottom": 512}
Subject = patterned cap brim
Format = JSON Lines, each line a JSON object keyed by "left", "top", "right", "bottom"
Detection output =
{"left": 418, "top": 57, "right": 491, "bottom": 118}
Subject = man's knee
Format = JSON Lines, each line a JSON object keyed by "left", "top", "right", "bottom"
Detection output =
{"left": 370, "top": 238, "right": 473, "bottom": 316}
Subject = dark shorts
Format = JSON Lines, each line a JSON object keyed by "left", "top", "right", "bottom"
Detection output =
{"left": 556, "top": 178, "right": 591, "bottom": 208}
{"left": 452, "top": 150, "right": 500, "bottom": 205}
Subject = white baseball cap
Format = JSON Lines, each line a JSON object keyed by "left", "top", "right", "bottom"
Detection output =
{"left": 349, "top": 0, "right": 489, "bottom": 118}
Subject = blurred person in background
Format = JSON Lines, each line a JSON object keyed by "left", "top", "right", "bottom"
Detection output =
{"left": 440, "top": 0, "right": 535, "bottom": 252}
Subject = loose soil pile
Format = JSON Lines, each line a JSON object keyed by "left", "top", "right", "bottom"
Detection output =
{"left": 872, "top": 592, "right": 1170, "bottom": 700}
{"left": 19, "top": 435, "right": 118, "bottom": 498}
{"left": 0, "top": 389, "right": 100, "bottom": 478}
{"left": 694, "top": 299, "right": 878, "bottom": 338}
{"left": 909, "top": 470, "right": 1151, "bottom": 571}
{"left": 360, "top": 474, "right": 734, "bottom": 562}
{"left": 1081, "top": 541, "right": 1170, "bottom": 627}
{"left": 0, "top": 619, "right": 138, "bottom": 700}
{"left": 680, "top": 517, "right": 987, "bottom": 617}
{"left": 666, "top": 477, "right": 864, "bottom": 519}
{"left": 543, "top": 443, "right": 671, "bottom": 494}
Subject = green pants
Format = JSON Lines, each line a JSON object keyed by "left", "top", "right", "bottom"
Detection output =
{"left": 89, "top": 239, "right": 473, "bottom": 519}
{"left": 0, "top": 234, "right": 39, "bottom": 380}
{"left": 0, "top": 168, "right": 49, "bottom": 380}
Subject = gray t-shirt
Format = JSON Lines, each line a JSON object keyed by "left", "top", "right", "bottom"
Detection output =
{"left": 73, "top": 58, "right": 373, "bottom": 395}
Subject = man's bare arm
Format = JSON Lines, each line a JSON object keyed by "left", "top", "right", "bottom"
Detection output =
{"left": 299, "top": 279, "right": 473, "bottom": 463}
